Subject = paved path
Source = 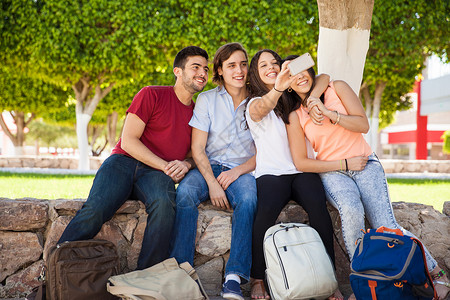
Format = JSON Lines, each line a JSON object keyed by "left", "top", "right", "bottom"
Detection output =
{"left": 2, "top": 167, "right": 450, "bottom": 180}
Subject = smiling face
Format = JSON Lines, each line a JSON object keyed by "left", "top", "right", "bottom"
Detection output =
{"left": 218, "top": 50, "right": 248, "bottom": 90}
{"left": 289, "top": 70, "right": 313, "bottom": 97}
{"left": 177, "top": 55, "right": 209, "bottom": 94}
{"left": 257, "top": 51, "right": 280, "bottom": 89}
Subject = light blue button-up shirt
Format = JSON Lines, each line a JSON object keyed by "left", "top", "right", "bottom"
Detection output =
{"left": 189, "top": 86, "right": 256, "bottom": 169}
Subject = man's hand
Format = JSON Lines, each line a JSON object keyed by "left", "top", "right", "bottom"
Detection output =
{"left": 208, "top": 181, "right": 231, "bottom": 210}
{"left": 217, "top": 168, "right": 240, "bottom": 190}
{"left": 164, "top": 160, "right": 190, "bottom": 183}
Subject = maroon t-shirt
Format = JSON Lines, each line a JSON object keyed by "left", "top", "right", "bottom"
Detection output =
{"left": 112, "top": 86, "right": 194, "bottom": 162}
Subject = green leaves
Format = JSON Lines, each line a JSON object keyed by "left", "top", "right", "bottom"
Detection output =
{"left": 363, "top": 0, "right": 449, "bottom": 128}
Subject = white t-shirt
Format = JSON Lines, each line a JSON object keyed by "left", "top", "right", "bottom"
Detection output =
{"left": 245, "top": 97, "right": 302, "bottom": 178}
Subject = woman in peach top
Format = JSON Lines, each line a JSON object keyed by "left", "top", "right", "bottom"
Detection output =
{"left": 284, "top": 55, "right": 449, "bottom": 300}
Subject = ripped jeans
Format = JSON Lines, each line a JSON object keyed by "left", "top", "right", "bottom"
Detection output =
{"left": 320, "top": 153, "right": 437, "bottom": 271}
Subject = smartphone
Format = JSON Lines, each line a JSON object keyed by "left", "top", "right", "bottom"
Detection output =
{"left": 288, "top": 53, "right": 315, "bottom": 76}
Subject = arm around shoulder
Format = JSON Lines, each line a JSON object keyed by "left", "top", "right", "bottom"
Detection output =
{"left": 331, "top": 80, "right": 369, "bottom": 134}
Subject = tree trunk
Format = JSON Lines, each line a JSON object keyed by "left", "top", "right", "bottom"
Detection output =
{"left": 0, "top": 111, "right": 35, "bottom": 156}
{"left": 107, "top": 111, "right": 119, "bottom": 152}
{"left": 73, "top": 77, "right": 115, "bottom": 170}
{"left": 317, "top": 0, "right": 374, "bottom": 95}
{"left": 368, "top": 82, "right": 386, "bottom": 152}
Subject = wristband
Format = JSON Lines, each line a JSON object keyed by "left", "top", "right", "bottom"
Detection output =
{"left": 273, "top": 86, "right": 284, "bottom": 93}
{"left": 345, "top": 159, "right": 348, "bottom": 171}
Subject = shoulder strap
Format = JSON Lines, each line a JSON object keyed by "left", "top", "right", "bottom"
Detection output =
{"left": 107, "top": 283, "right": 167, "bottom": 300}
{"left": 179, "top": 262, "right": 209, "bottom": 300}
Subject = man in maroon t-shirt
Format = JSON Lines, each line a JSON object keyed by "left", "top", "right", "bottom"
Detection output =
{"left": 58, "top": 46, "right": 209, "bottom": 269}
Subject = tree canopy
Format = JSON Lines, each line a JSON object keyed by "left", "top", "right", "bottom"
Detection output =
{"left": 362, "top": 0, "right": 449, "bottom": 128}
{"left": 0, "top": 0, "right": 448, "bottom": 159}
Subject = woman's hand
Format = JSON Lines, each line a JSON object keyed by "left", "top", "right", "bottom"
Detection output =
{"left": 347, "top": 156, "right": 369, "bottom": 171}
{"left": 274, "top": 61, "right": 295, "bottom": 92}
{"left": 306, "top": 96, "right": 324, "bottom": 125}
{"left": 307, "top": 97, "right": 328, "bottom": 115}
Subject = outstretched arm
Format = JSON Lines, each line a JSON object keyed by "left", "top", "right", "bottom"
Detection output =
{"left": 248, "top": 61, "right": 294, "bottom": 122}
{"left": 286, "top": 111, "right": 368, "bottom": 172}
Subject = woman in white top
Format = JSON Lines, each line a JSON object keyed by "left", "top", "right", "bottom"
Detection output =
{"left": 245, "top": 49, "right": 343, "bottom": 300}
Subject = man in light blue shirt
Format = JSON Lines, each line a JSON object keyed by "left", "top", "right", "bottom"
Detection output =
{"left": 170, "top": 43, "right": 257, "bottom": 300}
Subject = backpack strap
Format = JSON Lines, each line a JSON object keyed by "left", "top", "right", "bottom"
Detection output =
{"left": 411, "top": 238, "right": 438, "bottom": 299}
{"left": 368, "top": 280, "right": 377, "bottom": 300}
{"left": 179, "top": 262, "right": 209, "bottom": 300}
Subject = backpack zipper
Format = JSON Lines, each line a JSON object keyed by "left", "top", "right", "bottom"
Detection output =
{"left": 272, "top": 228, "right": 290, "bottom": 290}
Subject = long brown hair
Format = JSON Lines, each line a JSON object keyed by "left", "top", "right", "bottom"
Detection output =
{"left": 246, "top": 50, "right": 300, "bottom": 124}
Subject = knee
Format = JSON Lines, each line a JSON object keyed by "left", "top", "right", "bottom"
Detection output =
{"left": 175, "top": 182, "right": 200, "bottom": 209}
{"left": 236, "top": 191, "right": 257, "bottom": 213}
{"left": 149, "top": 198, "right": 175, "bottom": 221}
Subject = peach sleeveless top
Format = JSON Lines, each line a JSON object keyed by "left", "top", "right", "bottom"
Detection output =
{"left": 296, "top": 81, "right": 372, "bottom": 161}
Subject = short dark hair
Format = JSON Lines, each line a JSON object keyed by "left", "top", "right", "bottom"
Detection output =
{"left": 212, "top": 42, "right": 248, "bottom": 86}
{"left": 173, "top": 46, "right": 209, "bottom": 70}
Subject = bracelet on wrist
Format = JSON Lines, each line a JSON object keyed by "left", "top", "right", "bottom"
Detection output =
{"left": 345, "top": 158, "right": 348, "bottom": 171}
{"left": 330, "top": 110, "right": 341, "bottom": 125}
{"left": 273, "top": 86, "right": 284, "bottom": 93}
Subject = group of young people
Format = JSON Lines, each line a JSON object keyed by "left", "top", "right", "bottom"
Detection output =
{"left": 58, "top": 43, "right": 449, "bottom": 300}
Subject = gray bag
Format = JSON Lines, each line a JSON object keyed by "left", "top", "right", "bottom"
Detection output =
{"left": 264, "top": 223, "right": 338, "bottom": 300}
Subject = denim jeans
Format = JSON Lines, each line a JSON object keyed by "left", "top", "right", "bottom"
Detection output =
{"left": 58, "top": 154, "right": 176, "bottom": 269}
{"left": 170, "top": 165, "right": 257, "bottom": 283}
{"left": 320, "top": 153, "right": 437, "bottom": 271}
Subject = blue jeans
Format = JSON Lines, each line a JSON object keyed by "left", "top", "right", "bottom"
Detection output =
{"left": 58, "top": 154, "right": 176, "bottom": 269}
{"left": 320, "top": 153, "right": 437, "bottom": 271}
{"left": 170, "top": 165, "right": 257, "bottom": 283}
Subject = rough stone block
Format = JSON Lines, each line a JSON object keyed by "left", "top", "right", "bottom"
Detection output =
{"left": 0, "top": 199, "right": 48, "bottom": 231}
{"left": 0, "top": 232, "right": 43, "bottom": 282}
{"left": 196, "top": 257, "right": 224, "bottom": 296}
{"left": 197, "top": 215, "right": 232, "bottom": 257}
{"left": 0, "top": 260, "right": 44, "bottom": 298}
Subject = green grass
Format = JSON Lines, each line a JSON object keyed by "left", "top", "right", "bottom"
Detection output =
{"left": 0, "top": 172, "right": 94, "bottom": 199}
{"left": 1, "top": 172, "right": 449, "bottom": 212}
{"left": 386, "top": 178, "right": 450, "bottom": 212}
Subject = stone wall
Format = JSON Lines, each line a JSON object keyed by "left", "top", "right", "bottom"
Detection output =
{"left": 1, "top": 156, "right": 450, "bottom": 173}
{"left": 0, "top": 156, "right": 103, "bottom": 170}
{"left": 1, "top": 198, "right": 449, "bottom": 299}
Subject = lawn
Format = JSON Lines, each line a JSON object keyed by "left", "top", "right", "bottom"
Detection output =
{"left": 1, "top": 172, "right": 449, "bottom": 212}
{"left": 0, "top": 172, "right": 94, "bottom": 199}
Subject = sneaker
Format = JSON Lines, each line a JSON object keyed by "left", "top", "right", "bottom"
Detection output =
{"left": 221, "top": 279, "right": 244, "bottom": 300}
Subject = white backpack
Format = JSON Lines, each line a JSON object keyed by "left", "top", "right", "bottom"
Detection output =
{"left": 263, "top": 223, "right": 338, "bottom": 300}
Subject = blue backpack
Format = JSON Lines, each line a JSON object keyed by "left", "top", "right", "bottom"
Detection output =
{"left": 350, "top": 227, "right": 436, "bottom": 300}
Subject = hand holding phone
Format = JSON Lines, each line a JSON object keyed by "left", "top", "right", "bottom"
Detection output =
{"left": 288, "top": 53, "right": 315, "bottom": 76}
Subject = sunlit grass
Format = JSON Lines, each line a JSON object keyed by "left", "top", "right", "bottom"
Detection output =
{"left": 1, "top": 172, "right": 449, "bottom": 212}
{"left": 0, "top": 172, "right": 94, "bottom": 199}
{"left": 387, "top": 178, "right": 450, "bottom": 212}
